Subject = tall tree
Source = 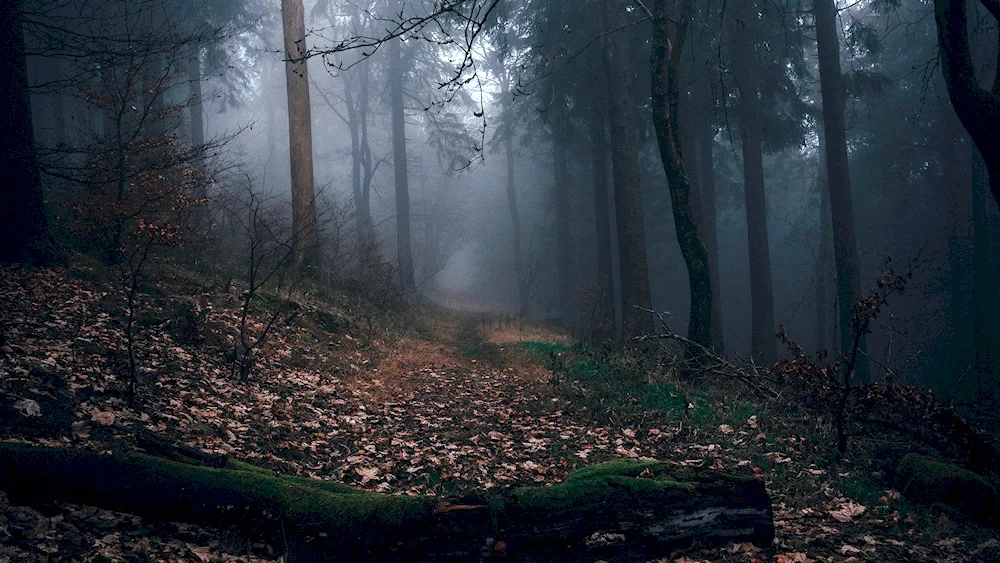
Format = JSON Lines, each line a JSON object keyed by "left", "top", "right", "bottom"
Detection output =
{"left": 388, "top": 8, "right": 415, "bottom": 289}
{"left": 499, "top": 61, "right": 529, "bottom": 318}
{"left": 0, "top": 0, "right": 52, "bottom": 263}
{"left": 729, "top": 7, "right": 777, "bottom": 363}
{"left": 814, "top": 0, "right": 869, "bottom": 381}
{"left": 281, "top": 0, "right": 320, "bottom": 276}
{"left": 589, "top": 101, "right": 616, "bottom": 340}
{"left": 935, "top": 0, "right": 1000, "bottom": 209}
{"left": 649, "top": 0, "right": 713, "bottom": 347}
{"left": 605, "top": 1, "right": 653, "bottom": 339}
{"left": 546, "top": 0, "right": 572, "bottom": 319}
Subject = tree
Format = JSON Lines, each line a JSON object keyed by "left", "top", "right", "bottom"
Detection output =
{"left": 280, "top": 0, "right": 320, "bottom": 277}
{"left": 649, "top": 0, "right": 713, "bottom": 348}
{"left": 935, "top": 0, "right": 1000, "bottom": 209}
{"left": 498, "top": 57, "right": 530, "bottom": 318}
{"left": 814, "top": 0, "right": 870, "bottom": 382}
{"left": 589, "top": 100, "right": 616, "bottom": 340}
{"left": 388, "top": 3, "right": 416, "bottom": 290}
{"left": 605, "top": 1, "right": 653, "bottom": 339}
{"left": 0, "top": 0, "right": 53, "bottom": 263}
{"left": 728, "top": 4, "right": 777, "bottom": 363}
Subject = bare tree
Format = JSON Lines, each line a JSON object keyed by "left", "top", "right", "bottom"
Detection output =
{"left": 281, "top": 0, "right": 320, "bottom": 277}
{"left": 605, "top": 1, "right": 653, "bottom": 339}
{"left": 649, "top": 0, "right": 713, "bottom": 348}
{"left": 814, "top": 0, "right": 869, "bottom": 382}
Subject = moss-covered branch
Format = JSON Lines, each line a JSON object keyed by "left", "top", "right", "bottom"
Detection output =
{"left": 0, "top": 443, "right": 773, "bottom": 561}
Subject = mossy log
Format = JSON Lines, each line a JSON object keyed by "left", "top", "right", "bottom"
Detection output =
{"left": 0, "top": 442, "right": 773, "bottom": 561}
{"left": 896, "top": 453, "right": 999, "bottom": 527}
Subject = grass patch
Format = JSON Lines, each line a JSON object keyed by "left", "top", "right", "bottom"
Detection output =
{"left": 454, "top": 316, "right": 505, "bottom": 366}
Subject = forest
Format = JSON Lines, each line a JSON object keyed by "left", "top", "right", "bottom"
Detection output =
{"left": 1, "top": 0, "right": 1000, "bottom": 560}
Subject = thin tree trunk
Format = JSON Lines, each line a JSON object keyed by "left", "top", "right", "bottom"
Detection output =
{"left": 730, "top": 15, "right": 777, "bottom": 364}
{"left": 814, "top": 0, "right": 870, "bottom": 382}
{"left": 388, "top": 28, "right": 415, "bottom": 289}
{"left": 501, "top": 71, "right": 529, "bottom": 318}
{"left": 547, "top": 0, "right": 571, "bottom": 319}
{"left": 815, "top": 143, "right": 834, "bottom": 353}
{"left": 188, "top": 51, "right": 204, "bottom": 151}
{"left": 696, "top": 120, "right": 724, "bottom": 352}
{"left": 604, "top": 2, "right": 652, "bottom": 339}
{"left": 649, "top": 0, "right": 712, "bottom": 348}
{"left": 0, "top": 0, "right": 52, "bottom": 263}
{"left": 971, "top": 148, "right": 995, "bottom": 399}
{"left": 281, "top": 0, "right": 320, "bottom": 277}
{"left": 589, "top": 103, "right": 615, "bottom": 340}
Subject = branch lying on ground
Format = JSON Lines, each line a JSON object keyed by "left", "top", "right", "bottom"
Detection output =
{"left": 635, "top": 307, "right": 779, "bottom": 399}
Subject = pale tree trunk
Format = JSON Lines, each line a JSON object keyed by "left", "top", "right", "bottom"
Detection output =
{"left": 649, "top": 0, "right": 712, "bottom": 348}
{"left": 341, "top": 45, "right": 374, "bottom": 253}
{"left": 188, "top": 51, "right": 204, "bottom": 152}
{"left": 814, "top": 0, "right": 869, "bottom": 382}
{"left": 500, "top": 69, "right": 529, "bottom": 318}
{"left": 388, "top": 26, "right": 415, "bottom": 289}
{"left": 604, "top": 1, "right": 652, "bottom": 339}
{"left": 281, "top": 0, "right": 320, "bottom": 277}
{"left": 589, "top": 102, "right": 615, "bottom": 340}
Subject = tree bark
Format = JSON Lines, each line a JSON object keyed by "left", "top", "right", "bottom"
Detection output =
{"left": 388, "top": 27, "right": 415, "bottom": 289}
{"left": 281, "top": 0, "right": 320, "bottom": 277}
{"left": 815, "top": 143, "right": 834, "bottom": 353}
{"left": 0, "top": 0, "right": 53, "bottom": 263}
{"left": 500, "top": 70, "right": 529, "bottom": 318}
{"left": 730, "top": 12, "right": 777, "bottom": 364}
{"left": 971, "top": 149, "right": 996, "bottom": 399}
{"left": 604, "top": 2, "right": 653, "bottom": 339}
{"left": 935, "top": 0, "right": 1000, "bottom": 209}
{"left": 696, "top": 119, "right": 725, "bottom": 353}
{"left": 547, "top": 0, "right": 572, "bottom": 319}
{"left": 589, "top": 102, "right": 616, "bottom": 340}
{"left": 649, "top": 0, "right": 713, "bottom": 348}
{"left": 188, "top": 50, "right": 204, "bottom": 153}
{"left": 814, "top": 0, "right": 870, "bottom": 382}
{"left": 0, "top": 443, "right": 775, "bottom": 562}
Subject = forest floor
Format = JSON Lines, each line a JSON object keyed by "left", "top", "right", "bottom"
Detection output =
{"left": 0, "top": 260, "right": 997, "bottom": 562}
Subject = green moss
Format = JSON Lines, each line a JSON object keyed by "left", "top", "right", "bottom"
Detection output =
{"left": 515, "top": 460, "right": 696, "bottom": 512}
{"left": 896, "top": 453, "right": 999, "bottom": 526}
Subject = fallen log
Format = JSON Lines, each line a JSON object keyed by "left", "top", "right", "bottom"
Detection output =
{"left": 0, "top": 442, "right": 773, "bottom": 561}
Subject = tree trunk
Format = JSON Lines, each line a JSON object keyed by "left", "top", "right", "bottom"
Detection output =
{"left": 604, "top": 2, "right": 653, "bottom": 339}
{"left": 500, "top": 72, "right": 529, "bottom": 318}
{"left": 0, "top": 443, "right": 775, "bottom": 562}
{"left": 281, "top": 0, "right": 320, "bottom": 277}
{"left": 649, "top": 0, "right": 712, "bottom": 348}
{"left": 815, "top": 145, "right": 834, "bottom": 353}
{"left": 589, "top": 103, "right": 616, "bottom": 340}
{"left": 0, "top": 0, "right": 53, "bottom": 263}
{"left": 814, "top": 0, "right": 870, "bottom": 382}
{"left": 188, "top": 50, "right": 204, "bottom": 152}
{"left": 971, "top": 149, "right": 996, "bottom": 400}
{"left": 696, "top": 120, "right": 725, "bottom": 353}
{"left": 388, "top": 29, "right": 415, "bottom": 289}
{"left": 730, "top": 14, "right": 777, "bottom": 364}
{"left": 547, "top": 0, "right": 571, "bottom": 320}
{"left": 935, "top": 0, "right": 1000, "bottom": 209}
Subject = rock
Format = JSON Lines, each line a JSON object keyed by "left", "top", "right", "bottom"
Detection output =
{"left": 896, "top": 453, "right": 999, "bottom": 527}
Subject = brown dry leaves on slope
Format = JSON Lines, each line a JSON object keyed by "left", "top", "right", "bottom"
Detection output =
{"left": 0, "top": 264, "right": 996, "bottom": 563}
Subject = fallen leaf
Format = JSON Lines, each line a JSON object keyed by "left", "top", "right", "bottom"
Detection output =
{"left": 829, "top": 500, "right": 866, "bottom": 522}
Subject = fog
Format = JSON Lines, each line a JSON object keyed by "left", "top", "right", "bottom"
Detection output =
{"left": 12, "top": 0, "right": 1000, "bottom": 404}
